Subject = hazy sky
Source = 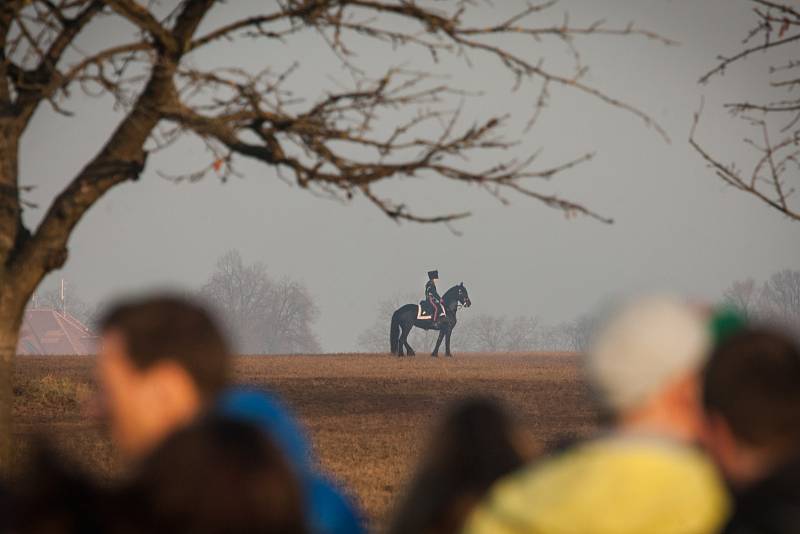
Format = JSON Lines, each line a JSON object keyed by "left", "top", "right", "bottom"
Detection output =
{"left": 21, "top": 0, "right": 800, "bottom": 352}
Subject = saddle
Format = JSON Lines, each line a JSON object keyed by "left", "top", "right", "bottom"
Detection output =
{"left": 418, "top": 301, "right": 445, "bottom": 321}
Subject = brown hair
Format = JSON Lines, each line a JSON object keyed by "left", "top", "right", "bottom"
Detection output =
{"left": 703, "top": 327, "right": 800, "bottom": 454}
{"left": 99, "top": 295, "right": 230, "bottom": 399}
{"left": 120, "top": 416, "right": 307, "bottom": 534}
{"left": 388, "top": 397, "right": 528, "bottom": 534}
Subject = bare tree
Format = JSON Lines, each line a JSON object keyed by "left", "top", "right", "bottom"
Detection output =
{"left": 692, "top": 0, "right": 800, "bottom": 221}
{"left": 459, "top": 314, "right": 538, "bottom": 352}
{"left": 759, "top": 268, "right": 800, "bottom": 331}
{"left": 556, "top": 321, "right": 584, "bottom": 352}
{"left": 461, "top": 315, "right": 507, "bottom": 352}
{"left": 538, "top": 312, "right": 598, "bottom": 352}
{"left": 0, "top": 0, "right": 669, "bottom": 467}
{"left": 722, "top": 277, "right": 760, "bottom": 320}
{"left": 200, "top": 250, "right": 320, "bottom": 354}
{"left": 263, "top": 278, "right": 322, "bottom": 354}
{"left": 504, "top": 316, "right": 541, "bottom": 351}
{"left": 199, "top": 250, "right": 274, "bottom": 352}
{"left": 536, "top": 323, "right": 571, "bottom": 351}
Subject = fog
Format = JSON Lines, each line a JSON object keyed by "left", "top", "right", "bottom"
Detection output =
{"left": 21, "top": 0, "right": 800, "bottom": 352}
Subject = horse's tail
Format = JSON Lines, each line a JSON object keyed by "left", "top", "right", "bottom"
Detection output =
{"left": 390, "top": 309, "right": 402, "bottom": 354}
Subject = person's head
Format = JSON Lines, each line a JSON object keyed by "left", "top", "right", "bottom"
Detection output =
{"left": 120, "top": 415, "right": 307, "bottom": 534}
{"left": 586, "top": 296, "right": 711, "bottom": 442}
{"left": 389, "top": 397, "right": 531, "bottom": 534}
{"left": 702, "top": 327, "right": 800, "bottom": 488}
{"left": 97, "top": 295, "right": 231, "bottom": 459}
{"left": 429, "top": 270, "right": 439, "bottom": 282}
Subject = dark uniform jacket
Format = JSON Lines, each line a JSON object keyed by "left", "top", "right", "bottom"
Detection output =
{"left": 425, "top": 280, "right": 441, "bottom": 303}
{"left": 723, "top": 455, "right": 800, "bottom": 534}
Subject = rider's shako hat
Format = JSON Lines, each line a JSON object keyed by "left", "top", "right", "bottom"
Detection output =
{"left": 428, "top": 270, "right": 439, "bottom": 280}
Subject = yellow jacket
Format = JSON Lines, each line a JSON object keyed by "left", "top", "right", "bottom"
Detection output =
{"left": 462, "top": 436, "right": 729, "bottom": 534}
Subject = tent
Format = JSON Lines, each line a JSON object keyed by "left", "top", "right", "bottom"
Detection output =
{"left": 17, "top": 308, "right": 97, "bottom": 355}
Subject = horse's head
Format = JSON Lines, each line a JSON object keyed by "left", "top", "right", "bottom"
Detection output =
{"left": 457, "top": 282, "right": 471, "bottom": 308}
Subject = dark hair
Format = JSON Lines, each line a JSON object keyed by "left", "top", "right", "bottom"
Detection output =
{"left": 703, "top": 327, "right": 800, "bottom": 454}
{"left": 388, "top": 397, "right": 528, "bottom": 534}
{"left": 99, "top": 295, "right": 230, "bottom": 399}
{"left": 11, "top": 443, "right": 110, "bottom": 534}
{"left": 121, "top": 415, "right": 307, "bottom": 534}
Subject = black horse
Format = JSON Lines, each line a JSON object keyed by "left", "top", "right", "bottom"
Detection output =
{"left": 390, "top": 283, "right": 471, "bottom": 357}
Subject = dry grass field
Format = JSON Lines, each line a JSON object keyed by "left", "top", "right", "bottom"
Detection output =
{"left": 14, "top": 352, "right": 598, "bottom": 529}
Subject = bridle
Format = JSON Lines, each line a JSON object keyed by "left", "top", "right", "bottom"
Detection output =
{"left": 444, "top": 285, "right": 470, "bottom": 311}
{"left": 455, "top": 287, "right": 470, "bottom": 309}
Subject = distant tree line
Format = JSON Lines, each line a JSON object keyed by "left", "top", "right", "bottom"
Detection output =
{"left": 721, "top": 269, "right": 800, "bottom": 334}
{"left": 28, "top": 250, "right": 321, "bottom": 355}
{"left": 356, "top": 296, "right": 603, "bottom": 354}
{"left": 28, "top": 266, "right": 798, "bottom": 355}
{"left": 357, "top": 269, "right": 800, "bottom": 353}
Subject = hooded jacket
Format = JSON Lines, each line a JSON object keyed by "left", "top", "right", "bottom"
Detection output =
{"left": 217, "top": 388, "right": 365, "bottom": 534}
{"left": 463, "top": 435, "right": 729, "bottom": 534}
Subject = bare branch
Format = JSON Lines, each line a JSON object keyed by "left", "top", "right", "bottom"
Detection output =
{"left": 695, "top": 0, "right": 800, "bottom": 222}
{"left": 0, "top": 0, "right": 676, "bottom": 281}
{"left": 11, "top": 0, "right": 216, "bottom": 277}
{"left": 102, "top": 0, "right": 176, "bottom": 51}
{"left": 699, "top": 31, "right": 800, "bottom": 85}
{"left": 690, "top": 104, "right": 799, "bottom": 221}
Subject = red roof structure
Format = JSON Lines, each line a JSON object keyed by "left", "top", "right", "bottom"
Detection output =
{"left": 17, "top": 308, "right": 98, "bottom": 355}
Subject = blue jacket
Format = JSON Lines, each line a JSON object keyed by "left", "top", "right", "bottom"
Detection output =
{"left": 217, "top": 388, "right": 365, "bottom": 534}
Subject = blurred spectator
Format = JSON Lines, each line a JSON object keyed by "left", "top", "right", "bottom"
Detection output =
{"left": 218, "top": 389, "right": 365, "bottom": 534}
{"left": 702, "top": 327, "right": 800, "bottom": 534}
{"left": 96, "top": 294, "right": 364, "bottom": 534}
{"left": 96, "top": 295, "right": 230, "bottom": 459}
{"left": 11, "top": 418, "right": 308, "bottom": 534}
{"left": 11, "top": 445, "right": 109, "bottom": 534}
{"left": 387, "top": 397, "right": 531, "bottom": 534}
{"left": 0, "top": 482, "right": 10, "bottom": 532}
{"left": 462, "top": 296, "right": 730, "bottom": 534}
{"left": 120, "top": 415, "right": 307, "bottom": 534}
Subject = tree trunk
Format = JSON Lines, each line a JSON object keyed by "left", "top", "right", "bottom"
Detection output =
{"left": 0, "top": 280, "right": 25, "bottom": 474}
{"left": 0, "top": 114, "right": 23, "bottom": 476}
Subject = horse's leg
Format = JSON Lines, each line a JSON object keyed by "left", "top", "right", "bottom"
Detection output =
{"left": 445, "top": 325, "right": 453, "bottom": 357}
{"left": 396, "top": 321, "right": 406, "bottom": 356}
{"left": 432, "top": 328, "right": 445, "bottom": 357}
{"left": 402, "top": 324, "right": 415, "bottom": 356}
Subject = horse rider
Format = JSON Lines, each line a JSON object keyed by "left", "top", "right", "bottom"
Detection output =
{"left": 425, "top": 270, "right": 445, "bottom": 324}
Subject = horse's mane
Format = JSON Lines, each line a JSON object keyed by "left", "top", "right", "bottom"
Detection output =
{"left": 442, "top": 284, "right": 461, "bottom": 301}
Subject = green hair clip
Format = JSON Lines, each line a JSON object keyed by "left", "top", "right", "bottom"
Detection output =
{"left": 710, "top": 307, "right": 747, "bottom": 344}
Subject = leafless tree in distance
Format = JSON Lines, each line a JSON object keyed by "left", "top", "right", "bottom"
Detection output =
{"left": 459, "top": 314, "right": 539, "bottom": 352}
{"left": 692, "top": 0, "right": 800, "bottom": 221}
{"left": 199, "top": 250, "right": 320, "bottom": 354}
{"left": 720, "top": 269, "right": 800, "bottom": 335}
{"left": 264, "top": 278, "right": 322, "bottom": 354}
{"left": 0, "top": 0, "right": 670, "bottom": 467}
{"left": 721, "top": 277, "right": 760, "bottom": 320}
{"left": 538, "top": 310, "right": 601, "bottom": 352}
{"left": 758, "top": 268, "right": 800, "bottom": 331}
